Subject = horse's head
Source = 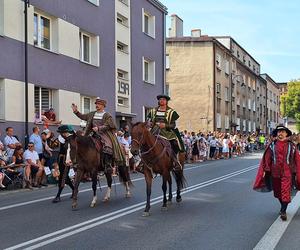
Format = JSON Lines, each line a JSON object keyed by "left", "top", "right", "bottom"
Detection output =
{"left": 64, "top": 132, "right": 78, "bottom": 165}
{"left": 130, "top": 122, "right": 150, "bottom": 156}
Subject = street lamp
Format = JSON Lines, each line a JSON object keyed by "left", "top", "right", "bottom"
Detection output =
{"left": 23, "top": 0, "right": 30, "bottom": 145}
{"left": 230, "top": 73, "right": 245, "bottom": 132}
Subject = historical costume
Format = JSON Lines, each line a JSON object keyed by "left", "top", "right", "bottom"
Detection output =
{"left": 72, "top": 98, "right": 125, "bottom": 174}
{"left": 147, "top": 94, "right": 185, "bottom": 170}
{"left": 253, "top": 125, "right": 300, "bottom": 221}
{"left": 52, "top": 125, "right": 75, "bottom": 203}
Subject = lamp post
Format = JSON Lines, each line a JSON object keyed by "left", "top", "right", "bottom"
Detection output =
{"left": 24, "top": 0, "right": 30, "bottom": 145}
{"left": 230, "top": 73, "right": 245, "bottom": 133}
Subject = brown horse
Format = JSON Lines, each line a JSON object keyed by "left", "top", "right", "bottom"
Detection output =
{"left": 130, "top": 122, "right": 186, "bottom": 216}
{"left": 66, "top": 132, "right": 132, "bottom": 210}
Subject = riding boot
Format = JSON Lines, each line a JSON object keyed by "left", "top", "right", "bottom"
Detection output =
{"left": 103, "top": 153, "right": 113, "bottom": 175}
{"left": 172, "top": 153, "right": 182, "bottom": 172}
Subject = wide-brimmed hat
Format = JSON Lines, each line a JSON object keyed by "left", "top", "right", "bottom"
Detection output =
{"left": 273, "top": 125, "right": 292, "bottom": 137}
{"left": 57, "top": 125, "right": 74, "bottom": 133}
{"left": 95, "top": 97, "right": 107, "bottom": 107}
{"left": 156, "top": 94, "right": 170, "bottom": 101}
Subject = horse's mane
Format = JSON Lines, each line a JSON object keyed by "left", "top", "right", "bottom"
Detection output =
{"left": 131, "top": 122, "right": 145, "bottom": 128}
{"left": 75, "top": 133, "right": 94, "bottom": 148}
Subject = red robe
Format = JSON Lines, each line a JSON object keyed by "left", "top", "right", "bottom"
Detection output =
{"left": 253, "top": 140, "right": 300, "bottom": 203}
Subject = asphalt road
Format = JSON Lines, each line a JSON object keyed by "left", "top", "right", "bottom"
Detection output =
{"left": 0, "top": 153, "right": 298, "bottom": 250}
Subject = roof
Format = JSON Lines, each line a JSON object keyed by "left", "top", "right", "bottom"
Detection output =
{"left": 167, "top": 36, "right": 214, "bottom": 43}
{"left": 148, "top": 0, "right": 168, "bottom": 13}
{"left": 214, "top": 36, "right": 260, "bottom": 66}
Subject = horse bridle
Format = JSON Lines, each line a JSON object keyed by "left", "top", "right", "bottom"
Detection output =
{"left": 132, "top": 127, "right": 161, "bottom": 156}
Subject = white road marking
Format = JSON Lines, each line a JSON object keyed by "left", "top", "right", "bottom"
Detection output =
{"left": 0, "top": 163, "right": 210, "bottom": 211}
{"left": 4, "top": 165, "right": 258, "bottom": 250}
{"left": 253, "top": 191, "right": 300, "bottom": 250}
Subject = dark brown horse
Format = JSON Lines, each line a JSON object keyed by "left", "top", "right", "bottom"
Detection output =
{"left": 66, "top": 132, "right": 132, "bottom": 210}
{"left": 130, "top": 122, "right": 186, "bottom": 216}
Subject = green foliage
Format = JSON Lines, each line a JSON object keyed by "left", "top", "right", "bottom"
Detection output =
{"left": 280, "top": 80, "right": 300, "bottom": 118}
{"left": 280, "top": 79, "right": 300, "bottom": 132}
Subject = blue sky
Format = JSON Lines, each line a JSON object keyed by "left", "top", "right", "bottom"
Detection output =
{"left": 160, "top": 0, "right": 300, "bottom": 82}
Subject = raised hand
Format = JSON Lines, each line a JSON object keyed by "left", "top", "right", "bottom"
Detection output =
{"left": 71, "top": 103, "right": 78, "bottom": 113}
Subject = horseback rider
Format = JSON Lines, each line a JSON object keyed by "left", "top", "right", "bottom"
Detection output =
{"left": 52, "top": 125, "right": 75, "bottom": 203}
{"left": 147, "top": 94, "right": 185, "bottom": 171}
{"left": 71, "top": 98, "right": 125, "bottom": 174}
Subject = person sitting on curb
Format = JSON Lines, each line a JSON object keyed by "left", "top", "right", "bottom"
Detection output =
{"left": 24, "top": 142, "right": 46, "bottom": 188}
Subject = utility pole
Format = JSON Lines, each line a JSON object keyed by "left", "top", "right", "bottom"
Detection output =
{"left": 24, "top": 0, "right": 30, "bottom": 146}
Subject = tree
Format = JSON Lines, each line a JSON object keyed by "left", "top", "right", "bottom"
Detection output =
{"left": 280, "top": 79, "right": 300, "bottom": 132}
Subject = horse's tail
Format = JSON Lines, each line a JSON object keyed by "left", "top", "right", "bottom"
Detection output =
{"left": 118, "top": 165, "right": 133, "bottom": 187}
{"left": 172, "top": 169, "right": 187, "bottom": 190}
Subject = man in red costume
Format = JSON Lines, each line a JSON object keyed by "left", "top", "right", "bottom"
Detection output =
{"left": 253, "top": 125, "right": 300, "bottom": 221}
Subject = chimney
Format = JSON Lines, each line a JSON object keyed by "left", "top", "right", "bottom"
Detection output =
{"left": 169, "top": 14, "right": 183, "bottom": 37}
{"left": 191, "top": 29, "right": 201, "bottom": 37}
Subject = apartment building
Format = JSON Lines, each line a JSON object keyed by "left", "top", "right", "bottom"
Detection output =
{"left": 261, "top": 73, "right": 280, "bottom": 134}
{"left": 0, "top": 0, "right": 167, "bottom": 138}
{"left": 166, "top": 15, "right": 260, "bottom": 133}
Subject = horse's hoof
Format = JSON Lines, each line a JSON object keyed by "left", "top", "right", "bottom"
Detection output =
{"left": 142, "top": 212, "right": 150, "bottom": 217}
{"left": 72, "top": 205, "right": 78, "bottom": 211}
{"left": 102, "top": 197, "right": 110, "bottom": 202}
{"left": 90, "top": 203, "right": 96, "bottom": 208}
{"left": 167, "top": 200, "right": 172, "bottom": 206}
{"left": 125, "top": 193, "right": 132, "bottom": 198}
{"left": 161, "top": 206, "right": 168, "bottom": 211}
{"left": 176, "top": 197, "right": 182, "bottom": 203}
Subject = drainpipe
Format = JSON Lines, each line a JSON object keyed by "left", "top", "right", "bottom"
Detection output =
{"left": 163, "top": 12, "right": 166, "bottom": 94}
{"left": 24, "top": 0, "right": 30, "bottom": 146}
{"left": 212, "top": 42, "right": 216, "bottom": 131}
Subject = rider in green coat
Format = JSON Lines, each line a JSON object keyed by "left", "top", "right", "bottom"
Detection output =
{"left": 147, "top": 94, "right": 185, "bottom": 170}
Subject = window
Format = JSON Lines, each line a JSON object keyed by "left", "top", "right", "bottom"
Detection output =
{"left": 117, "top": 69, "right": 129, "bottom": 80}
{"left": 34, "top": 13, "right": 51, "bottom": 50}
{"left": 80, "top": 32, "right": 91, "bottom": 63}
{"left": 117, "top": 13, "right": 129, "bottom": 27}
{"left": 216, "top": 113, "right": 221, "bottom": 129}
{"left": 142, "top": 9, "right": 155, "bottom": 38}
{"left": 236, "top": 118, "right": 240, "bottom": 131}
{"left": 81, "top": 97, "right": 91, "bottom": 114}
{"left": 224, "top": 87, "right": 229, "bottom": 101}
{"left": 79, "top": 31, "right": 99, "bottom": 66}
{"left": 166, "top": 54, "right": 170, "bottom": 70}
{"left": 216, "top": 54, "right": 222, "bottom": 69}
{"left": 216, "top": 99, "right": 221, "bottom": 113}
{"left": 117, "top": 41, "right": 129, "bottom": 53}
{"left": 0, "top": 0, "right": 3, "bottom": 36}
{"left": 118, "top": 97, "right": 129, "bottom": 107}
{"left": 87, "top": 0, "right": 99, "bottom": 6}
{"left": 143, "top": 57, "right": 155, "bottom": 84}
{"left": 236, "top": 97, "right": 240, "bottom": 106}
{"left": 143, "top": 107, "right": 152, "bottom": 122}
{"left": 248, "top": 121, "right": 252, "bottom": 132}
{"left": 225, "top": 60, "right": 229, "bottom": 75}
{"left": 216, "top": 83, "right": 221, "bottom": 93}
{"left": 0, "top": 79, "right": 4, "bottom": 120}
{"left": 243, "top": 120, "right": 246, "bottom": 131}
{"left": 119, "top": 0, "right": 129, "bottom": 5}
{"left": 225, "top": 116, "right": 229, "bottom": 129}
{"left": 34, "top": 86, "right": 53, "bottom": 120}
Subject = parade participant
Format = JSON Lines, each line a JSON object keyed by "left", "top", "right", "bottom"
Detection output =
{"left": 52, "top": 125, "right": 75, "bottom": 203}
{"left": 253, "top": 125, "right": 300, "bottom": 221}
{"left": 71, "top": 98, "right": 125, "bottom": 174}
{"left": 147, "top": 94, "right": 185, "bottom": 170}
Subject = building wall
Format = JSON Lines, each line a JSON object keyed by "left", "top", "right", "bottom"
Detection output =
{"left": 0, "top": 0, "right": 116, "bottom": 137}
{"left": 265, "top": 78, "right": 280, "bottom": 133}
{"left": 166, "top": 41, "right": 214, "bottom": 132}
{"left": 131, "top": 0, "right": 166, "bottom": 122}
{"left": 215, "top": 44, "right": 232, "bottom": 131}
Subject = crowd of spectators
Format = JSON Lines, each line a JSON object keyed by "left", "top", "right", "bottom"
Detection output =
{"left": 1, "top": 122, "right": 299, "bottom": 191}
{"left": 180, "top": 130, "right": 300, "bottom": 163}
